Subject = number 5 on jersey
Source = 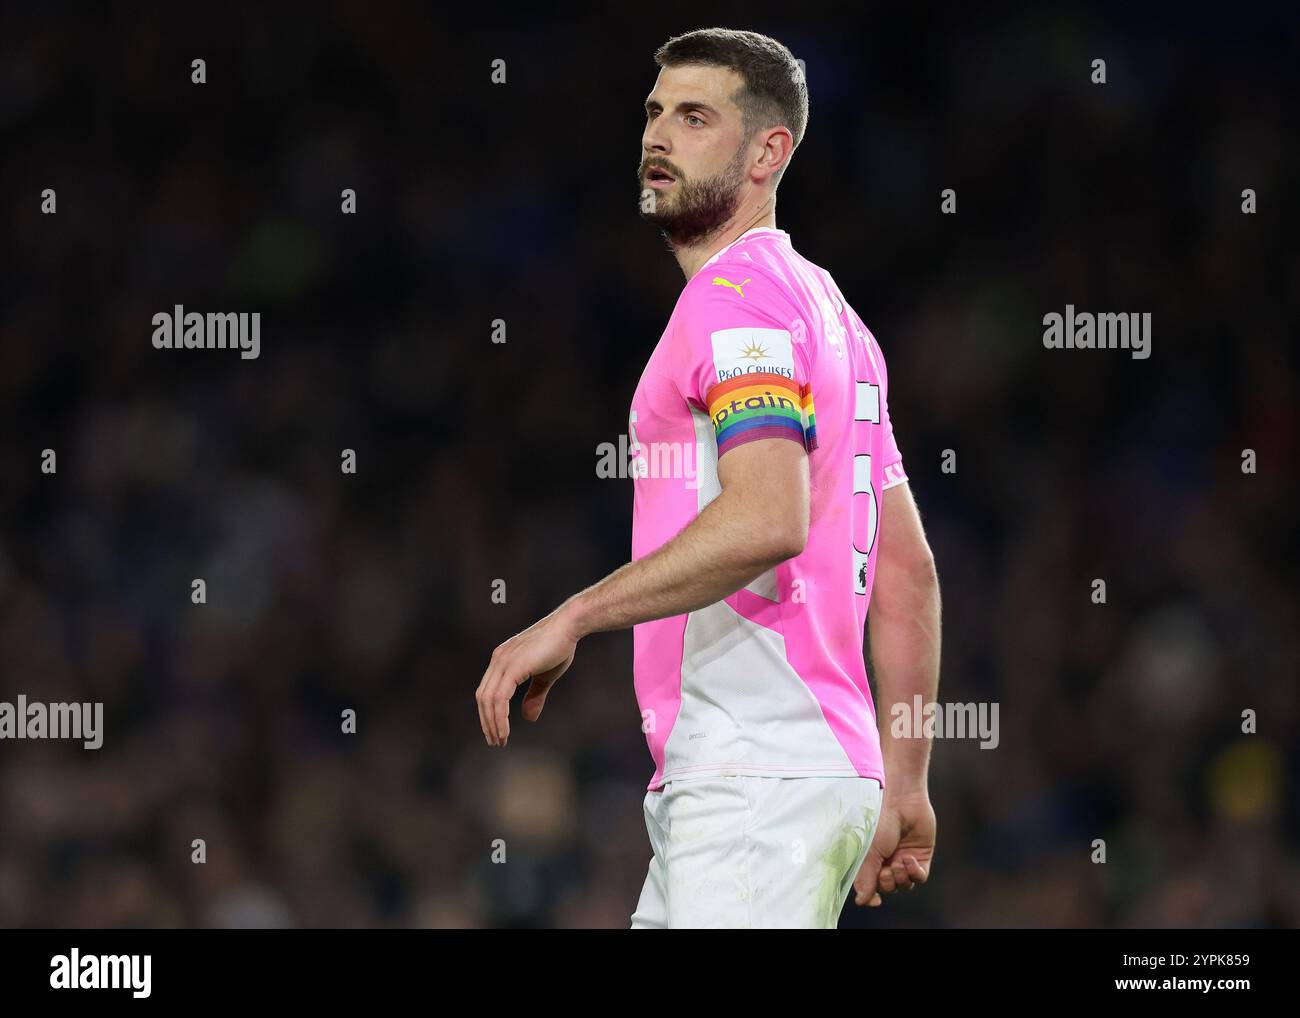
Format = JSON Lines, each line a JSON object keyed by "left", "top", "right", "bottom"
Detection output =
{"left": 853, "top": 380, "right": 880, "bottom": 596}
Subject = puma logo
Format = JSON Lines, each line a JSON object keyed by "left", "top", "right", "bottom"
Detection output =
{"left": 711, "top": 276, "right": 751, "bottom": 297}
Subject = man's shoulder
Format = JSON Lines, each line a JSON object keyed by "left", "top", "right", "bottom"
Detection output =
{"left": 680, "top": 255, "right": 802, "bottom": 324}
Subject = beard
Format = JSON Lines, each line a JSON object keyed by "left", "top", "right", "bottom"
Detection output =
{"left": 638, "top": 142, "right": 748, "bottom": 248}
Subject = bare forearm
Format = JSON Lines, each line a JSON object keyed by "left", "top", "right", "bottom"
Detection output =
{"left": 561, "top": 490, "right": 795, "bottom": 638}
{"left": 869, "top": 562, "right": 941, "bottom": 795}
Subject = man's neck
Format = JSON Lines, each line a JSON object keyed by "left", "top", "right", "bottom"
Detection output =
{"left": 672, "top": 200, "right": 777, "bottom": 281}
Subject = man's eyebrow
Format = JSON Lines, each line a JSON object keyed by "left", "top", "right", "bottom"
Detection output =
{"left": 644, "top": 98, "right": 721, "bottom": 117}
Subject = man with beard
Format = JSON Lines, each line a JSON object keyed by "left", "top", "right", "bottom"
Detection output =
{"left": 475, "top": 28, "right": 941, "bottom": 928}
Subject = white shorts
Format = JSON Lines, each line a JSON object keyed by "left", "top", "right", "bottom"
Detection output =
{"left": 630, "top": 774, "right": 883, "bottom": 929}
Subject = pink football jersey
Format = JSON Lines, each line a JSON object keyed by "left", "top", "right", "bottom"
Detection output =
{"left": 629, "top": 227, "right": 908, "bottom": 791}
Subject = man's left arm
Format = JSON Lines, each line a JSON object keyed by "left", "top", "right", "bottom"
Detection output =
{"left": 475, "top": 437, "right": 808, "bottom": 746}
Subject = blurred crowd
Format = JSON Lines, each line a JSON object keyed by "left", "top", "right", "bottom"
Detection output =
{"left": 0, "top": 4, "right": 1295, "bottom": 927}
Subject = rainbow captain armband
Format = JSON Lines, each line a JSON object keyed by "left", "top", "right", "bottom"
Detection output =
{"left": 801, "top": 383, "right": 817, "bottom": 450}
{"left": 705, "top": 371, "right": 818, "bottom": 455}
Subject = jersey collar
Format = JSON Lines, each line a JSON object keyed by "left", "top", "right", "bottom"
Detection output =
{"left": 694, "top": 226, "right": 790, "bottom": 279}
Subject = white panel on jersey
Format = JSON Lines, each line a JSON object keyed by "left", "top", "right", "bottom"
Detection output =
{"left": 692, "top": 406, "right": 779, "bottom": 602}
{"left": 745, "top": 566, "right": 780, "bottom": 602}
{"left": 854, "top": 380, "right": 880, "bottom": 423}
{"left": 708, "top": 327, "right": 795, "bottom": 381}
{"left": 660, "top": 599, "right": 857, "bottom": 779}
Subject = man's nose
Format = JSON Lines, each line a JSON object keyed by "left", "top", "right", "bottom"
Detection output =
{"left": 642, "top": 120, "right": 670, "bottom": 157}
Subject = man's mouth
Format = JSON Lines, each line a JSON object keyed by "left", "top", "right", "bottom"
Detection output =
{"left": 645, "top": 166, "right": 677, "bottom": 189}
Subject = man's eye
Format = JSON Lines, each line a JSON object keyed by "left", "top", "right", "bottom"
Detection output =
{"left": 685, "top": 114, "right": 703, "bottom": 126}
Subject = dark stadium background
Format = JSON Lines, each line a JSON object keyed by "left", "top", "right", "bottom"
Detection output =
{"left": 0, "top": 3, "right": 1295, "bottom": 928}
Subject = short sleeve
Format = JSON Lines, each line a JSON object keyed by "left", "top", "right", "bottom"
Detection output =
{"left": 871, "top": 329, "right": 908, "bottom": 489}
{"left": 670, "top": 268, "right": 814, "bottom": 457}
{"left": 880, "top": 389, "right": 908, "bottom": 488}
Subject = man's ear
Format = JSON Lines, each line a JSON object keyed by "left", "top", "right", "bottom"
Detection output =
{"left": 757, "top": 126, "right": 795, "bottom": 182}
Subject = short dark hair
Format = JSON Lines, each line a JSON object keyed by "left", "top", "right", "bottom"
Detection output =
{"left": 654, "top": 28, "right": 808, "bottom": 180}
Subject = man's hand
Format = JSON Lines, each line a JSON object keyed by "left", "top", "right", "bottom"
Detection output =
{"left": 476, "top": 604, "right": 580, "bottom": 747}
{"left": 853, "top": 790, "right": 936, "bottom": 907}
